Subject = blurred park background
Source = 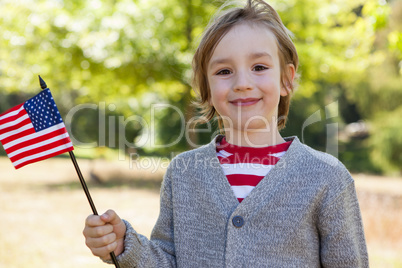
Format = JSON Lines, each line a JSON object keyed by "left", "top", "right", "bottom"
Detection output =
{"left": 0, "top": 0, "right": 402, "bottom": 267}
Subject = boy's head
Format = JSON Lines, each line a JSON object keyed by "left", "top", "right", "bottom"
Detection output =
{"left": 192, "top": 0, "right": 299, "bottom": 130}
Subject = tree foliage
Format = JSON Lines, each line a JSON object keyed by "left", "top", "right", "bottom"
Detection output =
{"left": 0, "top": 0, "right": 400, "bottom": 174}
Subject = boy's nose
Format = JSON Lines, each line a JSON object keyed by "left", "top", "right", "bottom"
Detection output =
{"left": 233, "top": 71, "right": 253, "bottom": 91}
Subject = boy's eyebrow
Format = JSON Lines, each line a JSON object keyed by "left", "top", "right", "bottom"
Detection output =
{"left": 209, "top": 58, "right": 231, "bottom": 69}
{"left": 209, "top": 52, "right": 273, "bottom": 68}
{"left": 249, "top": 51, "right": 273, "bottom": 60}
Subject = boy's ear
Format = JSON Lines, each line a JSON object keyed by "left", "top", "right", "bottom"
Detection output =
{"left": 280, "top": 63, "right": 295, "bottom": 96}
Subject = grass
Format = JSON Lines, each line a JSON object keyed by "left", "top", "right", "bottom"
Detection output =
{"left": 0, "top": 157, "right": 401, "bottom": 267}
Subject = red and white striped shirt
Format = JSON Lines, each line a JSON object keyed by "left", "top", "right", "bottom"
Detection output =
{"left": 216, "top": 137, "right": 292, "bottom": 202}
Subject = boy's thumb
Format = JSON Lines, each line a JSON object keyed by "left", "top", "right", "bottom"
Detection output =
{"left": 100, "top": 209, "right": 121, "bottom": 225}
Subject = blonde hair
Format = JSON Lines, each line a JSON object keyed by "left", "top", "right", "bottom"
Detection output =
{"left": 192, "top": 0, "right": 299, "bottom": 130}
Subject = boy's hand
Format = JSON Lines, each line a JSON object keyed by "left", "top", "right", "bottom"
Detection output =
{"left": 83, "top": 209, "right": 126, "bottom": 260}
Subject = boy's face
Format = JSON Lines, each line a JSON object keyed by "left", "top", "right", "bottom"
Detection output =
{"left": 207, "top": 23, "right": 293, "bottom": 132}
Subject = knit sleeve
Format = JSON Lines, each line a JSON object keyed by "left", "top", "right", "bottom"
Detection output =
{"left": 107, "top": 166, "right": 176, "bottom": 267}
{"left": 317, "top": 180, "right": 369, "bottom": 268}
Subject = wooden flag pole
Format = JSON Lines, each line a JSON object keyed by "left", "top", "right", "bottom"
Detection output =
{"left": 69, "top": 151, "right": 121, "bottom": 268}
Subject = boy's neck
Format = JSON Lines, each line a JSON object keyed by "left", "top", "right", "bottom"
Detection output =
{"left": 224, "top": 129, "right": 285, "bottom": 147}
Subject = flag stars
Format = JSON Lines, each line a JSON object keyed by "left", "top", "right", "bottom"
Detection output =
{"left": 24, "top": 89, "right": 64, "bottom": 132}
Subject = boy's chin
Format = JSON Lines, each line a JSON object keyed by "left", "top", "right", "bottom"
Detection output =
{"left": 230, "top": 121, "right": 277, "bottom": 133}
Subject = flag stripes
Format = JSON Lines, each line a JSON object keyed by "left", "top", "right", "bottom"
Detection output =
{"left": 9, "top": 136, "right": 72, "bottom": 162}
{"left": 0, "top": 104, "right": 25, "bottom": 120}
{"left": 12, "top": 143, "right": 73, "bottom": 167}
{"left": 0, "top": 114, "right": 29, "bottom": 130}
{"left": 0, "top": 88, "right": 74, "bottom": 169}
{"left": 7, "top": 132, "right": 70, "bottom": 158}
{"left": 2, "top": 123, "right": 68, "bottom": 150}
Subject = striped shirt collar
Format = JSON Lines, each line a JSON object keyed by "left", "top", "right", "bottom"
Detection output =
{"left": 216, "top": 136, "right": 292, "bottom": 157}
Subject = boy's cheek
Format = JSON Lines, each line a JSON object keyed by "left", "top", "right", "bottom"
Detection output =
{"left": 213, "top": 80, "right": 232, "bottom": 92}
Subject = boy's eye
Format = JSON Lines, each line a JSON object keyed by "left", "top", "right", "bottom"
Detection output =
{"left": 253, "top": 65, "right": 268, "bottom": 71}
{"left": 216, "top": 69, "right": 231, "bottom": 75}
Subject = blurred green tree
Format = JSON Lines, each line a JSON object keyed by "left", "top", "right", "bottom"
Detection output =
{"left": 276, "top": 0, "right": 389, "bottom": 145}
{"left": 349, "top": 0, "right": 402, "bottom": 174}
{"left": 0, "top": 0, "right": 219, "bottom": 155}
{"left": 0, "top": 0, "right": 400, "bottom": 174}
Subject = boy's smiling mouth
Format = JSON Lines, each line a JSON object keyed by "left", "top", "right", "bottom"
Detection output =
{"left": 229, "top": 98, "right": 262, "bottom": 106}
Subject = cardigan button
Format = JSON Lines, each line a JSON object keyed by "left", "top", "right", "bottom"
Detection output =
{"left": 232, "top": 216, "right": 245, "bottom": 228}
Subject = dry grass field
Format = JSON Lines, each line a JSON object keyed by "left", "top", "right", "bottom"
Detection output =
{"left": 0, "top": 156, "right": 401, "bottom": 268}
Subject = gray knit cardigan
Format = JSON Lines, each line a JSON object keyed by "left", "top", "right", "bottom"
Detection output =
{"left": 109, "top": 136, "right": 369, "bottom": 267}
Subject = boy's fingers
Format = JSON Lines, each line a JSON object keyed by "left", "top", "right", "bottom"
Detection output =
{"left": 85, "top": 214, "right": 105, "bottom": 227}
{"left": 85, "top": 209, "right": 121, "bottom": 227}
{"left": 85, "top": 232, "right": 117, "bottom": 248}
{"left": 84, "top": 224, "right": 114, "bottom": 238}
{"left": 83, "top": 210, "right": 125, "bottom": 259}
{"left": 90, "top": 242, "right": 118, "bottom": 260}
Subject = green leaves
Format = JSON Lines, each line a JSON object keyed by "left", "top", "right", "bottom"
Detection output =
{"left": 0, "top": 0, "right": 400, "bottom": 173}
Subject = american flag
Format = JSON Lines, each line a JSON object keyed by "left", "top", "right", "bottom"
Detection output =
{"left": 0, "top": 88, "right": 73, "bottom": 169}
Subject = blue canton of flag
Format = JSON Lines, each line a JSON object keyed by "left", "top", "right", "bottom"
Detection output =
{"left": 25, "top": 89, "right": 64, "bottom": 131}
